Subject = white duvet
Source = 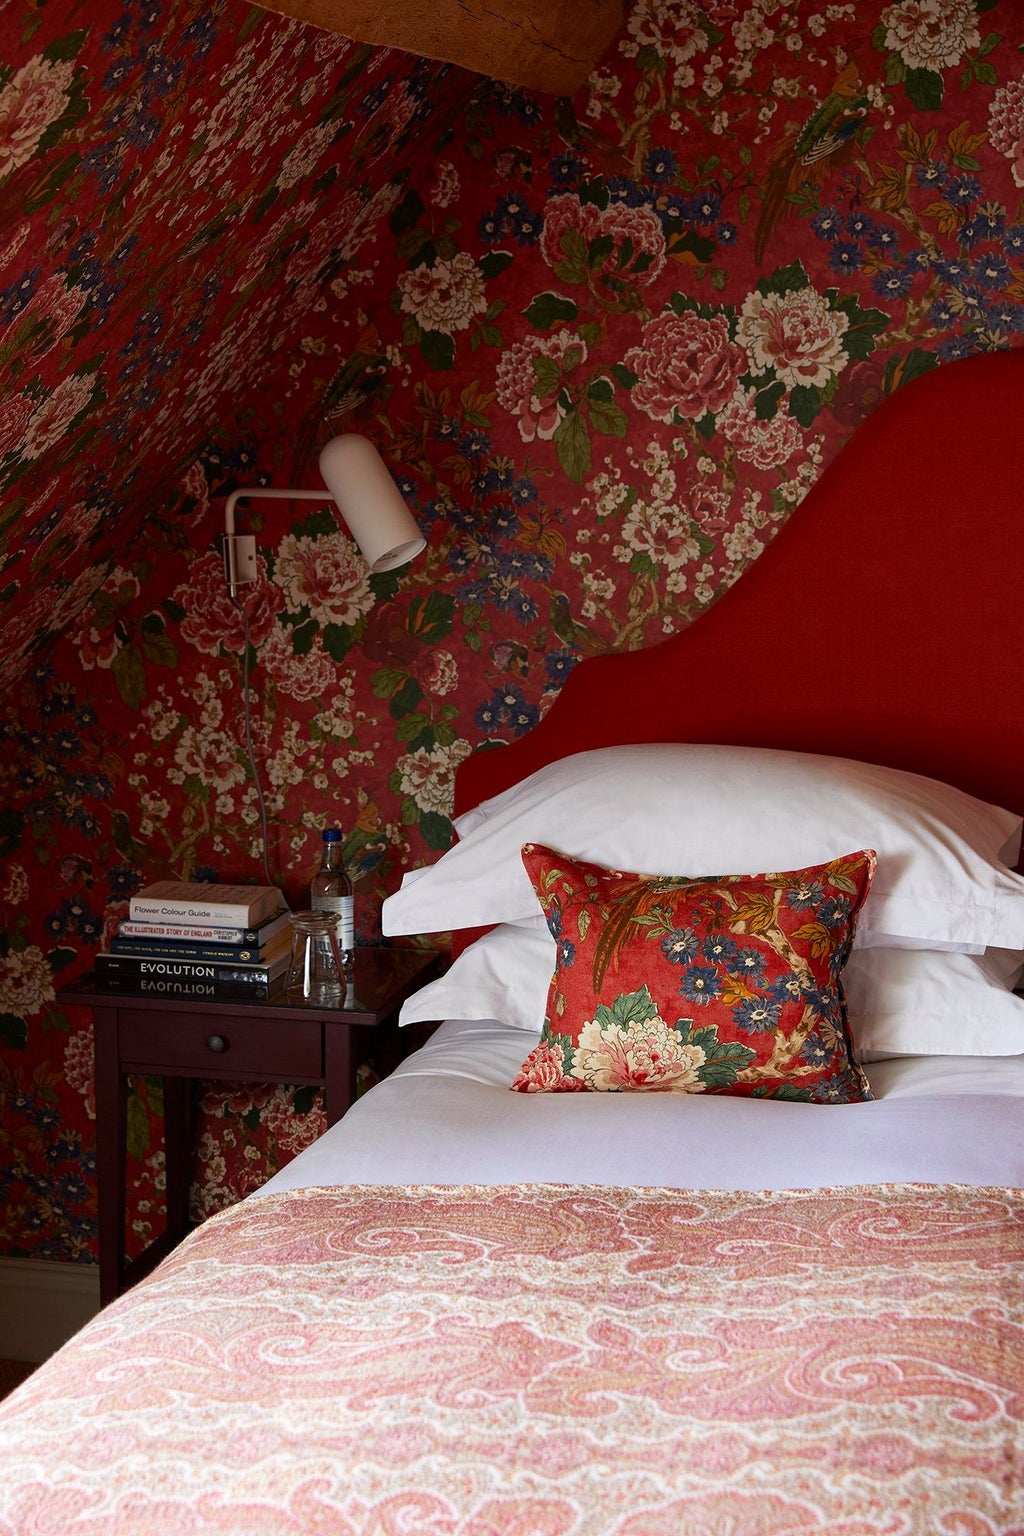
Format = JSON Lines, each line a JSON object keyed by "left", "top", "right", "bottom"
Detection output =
{"left": 262, "top": 1018, "right": 1024, "bottom": 1196}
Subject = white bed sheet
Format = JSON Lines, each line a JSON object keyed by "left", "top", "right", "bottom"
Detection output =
{"left": 261, "top": 1018, "right": 1024, "bottom": 1196}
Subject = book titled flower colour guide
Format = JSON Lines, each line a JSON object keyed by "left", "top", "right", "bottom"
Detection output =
{"left": 128, "top": 882, "right": 284, "bottom": 927}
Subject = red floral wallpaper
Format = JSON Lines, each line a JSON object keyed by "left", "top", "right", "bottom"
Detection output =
{"left": 2, "top": 0, "right": 1024, "bottom": 1265}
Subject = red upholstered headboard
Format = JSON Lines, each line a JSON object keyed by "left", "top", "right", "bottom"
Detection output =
{"left": 455, "top": 349, "right": 1024, "bottom": 825}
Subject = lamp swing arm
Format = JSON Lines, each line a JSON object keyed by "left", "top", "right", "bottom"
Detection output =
{"left": 223, "top": 488, "right": 329, "bottom": 599}
{"left": 221, "top": 433, "right": 426, "bottom": 599}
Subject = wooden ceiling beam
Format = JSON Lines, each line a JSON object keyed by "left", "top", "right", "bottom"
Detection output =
{"left": 249, "top": 0, "right": 624, "bottom": 96}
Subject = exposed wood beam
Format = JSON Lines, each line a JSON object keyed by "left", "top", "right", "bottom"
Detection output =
{"left": 250, "top": 0, "right": 624, "bottom": 95}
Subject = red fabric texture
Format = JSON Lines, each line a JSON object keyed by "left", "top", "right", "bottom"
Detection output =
{"left": 512, "top": 843, "right": 876, "bottom": 1102}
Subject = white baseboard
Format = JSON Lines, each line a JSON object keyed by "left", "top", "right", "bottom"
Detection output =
{"left": 0, "top": 1258, "right": 102, "bottom": 1364}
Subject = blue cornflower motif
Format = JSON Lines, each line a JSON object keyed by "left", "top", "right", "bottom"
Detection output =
{"left": 183, "top": 9, "right": 219, "bottom": 54}
{"left": 687, "top": 190, "right": 721, "bottom": 224}
{"left": 768, "top": 973, "right": 806, "bottom": 1006}
{"left": 784, "top": 879, "right": 825, "bottom": 913}
{"left": 929, "top": 297, "right": 958, "bottom": 328}
{"left": 58, "top": 1174, "right": 90, "bottom": 1205}
{"left": 962, "top": 209, "right": 1006, "bottom": 247}
{"left": 605, "top": 176, "right": 646, "bottom": 207}
{"left": 734, "top": 948, "right": 767, "bottom": 983}
{"left": 974, "top": 252, "right": 1012, "bottom": 290}
{"left": 817, "top": 896, "right": 852, "bottom": 929}
{"left": 1004, "top": 225, "right": 1024, "bottom": 256}
{"left": 870, "top": 225, "right": 901, "bottom": 253}
{"left": 811, "top": 206, "right": 844, "bottom": 241}
{"left": 680, "top": 965, "right": 719, "bottom": 1006}
{"left": 716, "top": 221, "right": 738, "bottom": 245}
{"left": 733, "top": 995, "right": 782, "bottom": 1034}
{"left": 983, "top": 300, "right": 1024, "bottom": 333}
{"left": 644, "top": 147, "right": 677, "bottom": 183}
{"left": 545, "top": 650, "right": 578, "bottom": 687}
{"left": 125, "top": 106, "right": 161, "bottom": 150}
{"left": 845, "top": 211, "right": 881, "bottom": 243}
{"left": 661, "top": 927, "right": 700, "bottom": 964}
{"left": 703, "top": 932, "right": 740, "bottom": 967}
{"left": 829, "top": 242, "right": 861, "bottom": 276}
{"left": 914, "top": 160, "right": 949, "bottom": 191}
{"left": 510, "top": 477, "right": 538, "bottom": 506}
{"left": 85, "top": 143, "right": 124, "bottom": 195}
{"left": 558, "top": 937, "right": 576, "bottom": 967}
{"left": 109, "top": 864, "right": 141, "bottom": 897}
{"left": 937, "top": 333, "right": 980, "bottom": 362}
{"left": 800, "top": 1037, "right": 833, "bottom": 1069}
{"left": 30, "top": 1102, "right": 62, "bottom": 1135}
{"left": 872, "top": 265, "right": 915, "bottom": 300}
{"left": 948, "top": 174, "right": 982, "bottom": 206}
{"left": 933, "top": 254, "right": 971, "bottom": 285}
{"left": 475, "top": 685, "right": 539, "bottom": 737}
{"left": 461, "top": 429, "right": 492, "bottom": 460}
{"left": 488, "top": 504, "right": 521, "bottom": 538}
{"left": 0, "top": 265, "right": 41, "bottom": 325}
{"left": 546, "top": 907, "right": 563, "bottom": 940}
{"left": 480, "top": 194, "right": 542, "bottom": 245}
{"left": 549, "top": 153, "right": 583, "bottom": 188}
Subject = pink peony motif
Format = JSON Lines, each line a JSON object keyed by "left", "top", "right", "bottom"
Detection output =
{"left": 21, "top": 373, "right": 94, "bottom": 460}
{"left": 512, "top": 1041, "right": 585, "bottom": 1092}
{"left": 627, "top": 0, "right": 719, "bottom": 65}
{"left": 989, "top": 76, "right": 1024, "bottom": 188}
{"left": 495, "top": 328, "right": 588, "bottom": 442}
{"left": 0, "top": 55, "right": 76, "bottom": 179}
{"left": 541, "top": 195, "right": 666, "bottom": 287}
{"left": 397, "top": 252, "right": 487, "bottom": 335}
{"left": 624, "top": 309, "right": 746, "bottom": 423}
{"left": 880, "top": 0, "right": 980, "bottom": 73}
{"left": 718, "top": 386, "right": 804, "bottom": 469}
{"left": 737, "top": 285, "right": 849, "bottom": 390}
{"left": 275, "top": 530, "right": 373, "bottom": 627}
{"left": 0, "top": 391, "right": 33, "bottom": 457}
{"left": 64, "top": 1027, "right": 96, "bottom": 1119}
{"left": 176, "top": 549, "right": 280, "bottom": 656}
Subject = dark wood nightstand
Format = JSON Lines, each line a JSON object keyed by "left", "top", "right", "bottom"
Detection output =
{"left": 60, "top": 946, "right": 443, "bottom": 1305}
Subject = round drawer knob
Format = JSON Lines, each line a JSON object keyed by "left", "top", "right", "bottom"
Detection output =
{"left": 206, "top": 1034, "right": 228, "bottom": 1054}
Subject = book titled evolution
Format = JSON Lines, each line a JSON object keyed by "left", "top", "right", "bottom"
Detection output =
{"left": 94, "top": 952, "right": 288, "bottom": 991}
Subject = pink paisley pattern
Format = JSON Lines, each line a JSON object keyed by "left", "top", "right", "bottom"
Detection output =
{"left": 0, "top": 1182, "right": 1021, "bottom": 1536}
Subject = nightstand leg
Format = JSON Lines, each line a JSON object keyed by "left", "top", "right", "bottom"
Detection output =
{"left": 163, "top": 1077, "right": 192, "bottom": 1246}
{"left": 93, "top": 1009, "right": 126, "bottom": 1307}
{"left": 324, "top": 1028, "right": 355, "bottom": 1126}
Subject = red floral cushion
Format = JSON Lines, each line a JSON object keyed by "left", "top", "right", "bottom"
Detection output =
{"left": 512, "top": 843, "right": 876, "bottom": 1102}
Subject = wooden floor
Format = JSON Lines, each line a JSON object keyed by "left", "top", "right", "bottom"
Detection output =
{"left": 0, "top": 1358, "right": 35, "bottom": 1399}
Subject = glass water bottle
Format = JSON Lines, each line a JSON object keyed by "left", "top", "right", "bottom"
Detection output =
{"left": 310, "top": 827, "right": 354, "bottom": 973}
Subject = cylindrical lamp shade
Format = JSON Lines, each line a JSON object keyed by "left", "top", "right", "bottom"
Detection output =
{"left": 318, "top": 434, "right": 425, "bottom": 572}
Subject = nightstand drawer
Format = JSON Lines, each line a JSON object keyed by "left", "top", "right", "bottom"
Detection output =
{"left": 117, "top": 1010, "right": 323, "bottom": 1077}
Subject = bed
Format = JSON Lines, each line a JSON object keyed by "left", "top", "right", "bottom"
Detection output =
{"left": 2, "top": 349, "right": 1023, "bottom": 1535}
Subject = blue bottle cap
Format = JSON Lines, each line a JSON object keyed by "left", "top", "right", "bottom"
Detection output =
{"left": 322, "top": 828, "right": 342, "bottom": 842}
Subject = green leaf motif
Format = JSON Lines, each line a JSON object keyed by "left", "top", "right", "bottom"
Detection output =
{"left": 407, "top": 590, "right": 456, "bottom": 642}
{"left": 596, "top": 985, "right": 660, "bottom": 1032}
{"left": 905, "top": 67, "right": 943, "bottom": 110}
{"left": 421, "top": 329, "right": 456, "bottom": 370}
{"left": 421, "top": 812, "right": 453, "bottom": 851}
{"left": 112, "top": 645, "right": 146, "bottom": 709}
{"left": 0, "top": 1013, "right": 27, "bottom": 1050}
{"left": 588, "top": 394, "right": 629, "bottom": 439}
{"left": 554, "top": 409, "right": 592, "bottom": 484}
{"left": 523, "top": 292, "right": 580, "bottom": 330}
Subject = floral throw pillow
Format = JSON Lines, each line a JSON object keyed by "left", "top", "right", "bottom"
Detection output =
{"left": 511, "top": 843, "right": 876, "bottom": 1103}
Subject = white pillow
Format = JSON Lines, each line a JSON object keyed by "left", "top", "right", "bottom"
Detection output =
{"left": 383, "top": 744, "right": 1024, "bottom": 951}
{"left": 399, "top": 921, "right": 551, "bottom": 1034}
{"left": 846, "top": 947, "right": 1024, "bottom": 1059}
{"left": 400, "top": 921, "right": 1024, "bottom": 1066}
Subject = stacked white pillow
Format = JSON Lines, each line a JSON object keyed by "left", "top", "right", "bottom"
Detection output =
{"left": 384, "top": 745, "right": 1024, "bottom": 1059}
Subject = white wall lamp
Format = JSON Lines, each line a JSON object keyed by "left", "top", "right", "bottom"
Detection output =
{"left": 223, "top": 433, "right": 425, "bottom": 597}
{"left": 220, "top": 433, "right": 425, "bottom": 892}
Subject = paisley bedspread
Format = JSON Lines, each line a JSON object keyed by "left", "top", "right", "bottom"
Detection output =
{"left": 0, "top": 1182, "right": 1021, "bottom": 1536}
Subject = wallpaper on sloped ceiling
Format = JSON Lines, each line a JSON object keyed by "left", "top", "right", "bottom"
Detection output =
{"left": 3, "top": 0, "right": 1024, "bottom": 1263}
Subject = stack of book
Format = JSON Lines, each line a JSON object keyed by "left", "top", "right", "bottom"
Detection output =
{"left": 95, "top": 882, "right": 291, "bottom": 998}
